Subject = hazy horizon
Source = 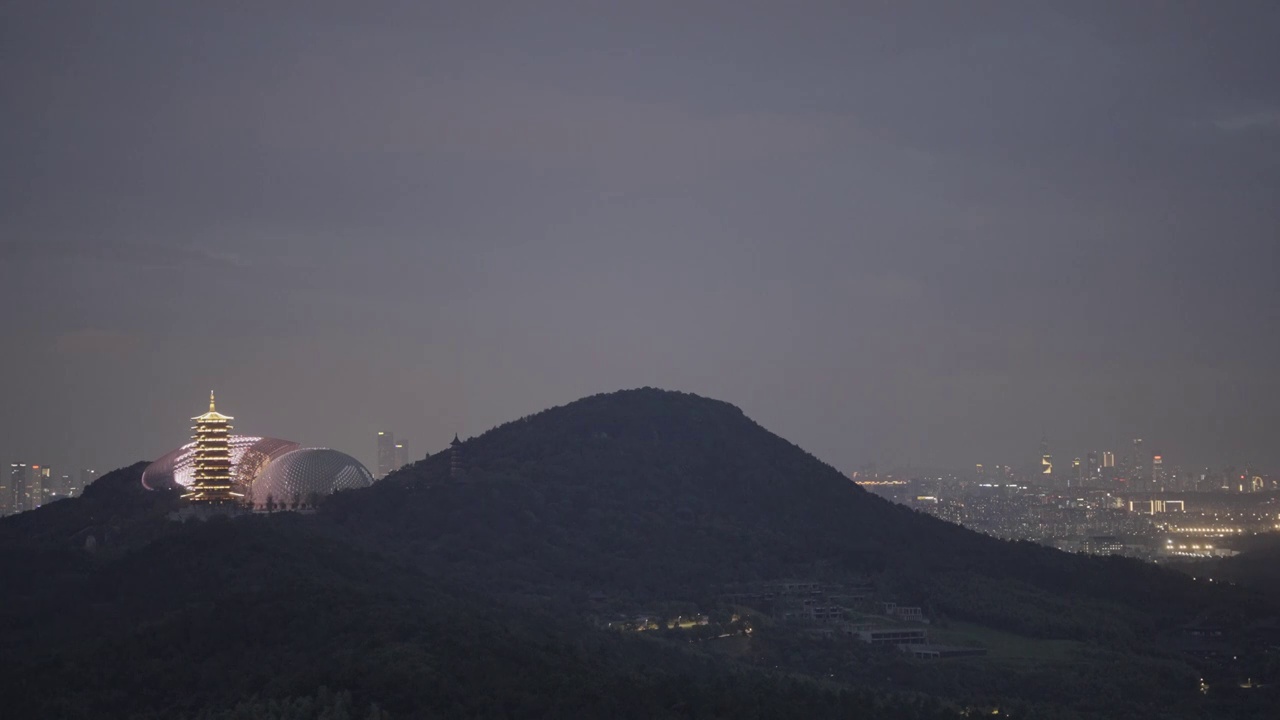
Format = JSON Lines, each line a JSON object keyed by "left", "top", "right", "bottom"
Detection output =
{"left": 3, "top": 3, "right": 1278, "bottom": 476}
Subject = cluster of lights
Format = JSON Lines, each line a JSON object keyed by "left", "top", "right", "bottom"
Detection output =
{"left": 183, "top": 392, "right": 240, "bottom": 504}
{"left": 1165, "top": 540, "right": 1216, "bottom": 551}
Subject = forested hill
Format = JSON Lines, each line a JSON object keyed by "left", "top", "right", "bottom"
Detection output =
{"left": 4, "top": 388, "right": 1277, "bottom": 718}
{"left": 330, "top": 388, "right": 1248, "bottom": 622}
{"left": 3, "top": 512, "right": 956, "bottom": 720}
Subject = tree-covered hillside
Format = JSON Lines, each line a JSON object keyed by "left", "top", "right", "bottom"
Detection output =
{"left": 0, "top": 507, "right": 957, "bottom": 720}
{"left": 3, "top": 388, "right": 1277, "bottom": 718}
{"left": 338, "top": 389, "right": 1260, "bottom": 626}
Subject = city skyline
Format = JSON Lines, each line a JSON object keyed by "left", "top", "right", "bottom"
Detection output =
{"left": 4, "top": 394, "right": 1273, "bottom": 512}
{"left": 2, "top": 3, "right": 1278, "bottom": 476}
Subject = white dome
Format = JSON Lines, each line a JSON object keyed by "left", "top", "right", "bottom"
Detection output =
{"left": 249, "top": 449, "right": 373, "bottom": 508}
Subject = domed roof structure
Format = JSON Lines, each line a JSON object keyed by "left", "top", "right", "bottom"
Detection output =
{"left": 142, "top": 436, "right": 301, "bottom": 492}
{"left": 249, "top": 448, "right": 373, "bottom": 509}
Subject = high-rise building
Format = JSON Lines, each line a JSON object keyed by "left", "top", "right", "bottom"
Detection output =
{"left": 1086, "top": 451, "right": 1099, "bottom": 479}
{"left": 1152, "top": 454, "right": 1167, "bottom": 492}
{"left": 395, "top": 441, "right": 408, "bottom": 470}
{"left": 1130, "top": 438, "right": 1145, "bottom": 484}
{"left": 1, "top": 464, "right": 14, "bottom": 515}
{"left": 8, "top": 463, "right": 29, "bottom": 514}
{"left": 184, "top": 392, "right": 239, "bottom": 505}
{"left": 376, "top": 431, "right": 396, "bottom": 479}
{"left": 1039, "top": 435, "right": 1053, "bottom": 476}
{"left": 1072, "top": 458, "right": 1082, "bottom": 485}
{"left": 31, "top": 465, "right": 52, "bottom": 506}
{"left": 1102, "top": 451, "right": 1115, "bottom": 468}
{"left": 78, "top": 468, "right": 98, "bottom": 496}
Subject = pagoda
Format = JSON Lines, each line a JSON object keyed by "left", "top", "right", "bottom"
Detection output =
{"left": 184, "top": 391, "right": 240, "bottom": 504}
{"left": 450, "top": 434, "right": 464, "bottom": 481}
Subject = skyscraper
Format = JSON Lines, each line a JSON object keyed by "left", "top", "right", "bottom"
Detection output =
{"left": 1152, "top": 454, "right": 1167, "bottom": 492}
{"left": 184, "top": 392, "right": 238, "bottom": 504}
{"left": 1131, "top": 439, "right": 1145, "bottom": 488}
{"left": 7, "top": 463, "right": 29, "bottom": 514}
{"left": 31, "top": 465, "right": 52, "bottom": 506}
{"left": 1039, "top": 435, "right": 1053, "bottom": 476}
{"left": 1, "top": 464, "right": 15, "bottom": 515}
{"left": 376, "top": 431, "right": 396, "bottom": 479}
{"left": 1086, "top": 451, "right": 1099, "bottom": 479}
{"left": 395, "top": 441, "right": 408, "bottom": 471}
{"left": 1102, "top": 451, "right": 1115, "bottom": 468}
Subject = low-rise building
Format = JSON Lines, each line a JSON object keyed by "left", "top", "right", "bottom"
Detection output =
{"left": 858, "top": 627, "right": 928, "bottom": 646}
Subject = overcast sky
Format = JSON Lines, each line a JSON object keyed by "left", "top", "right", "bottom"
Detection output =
{"left": 2, "top": 1, "right": 1278, "bottom": 476}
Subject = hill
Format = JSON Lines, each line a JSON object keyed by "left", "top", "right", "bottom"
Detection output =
{"left": 324, "top": 389, "right": 1278, "bottom": 715}
{"left": 335, "top": 389, "right": 1254, "bottom": 621}
{"left": 4, "top": 388, "right": 1278, "bottom": 718}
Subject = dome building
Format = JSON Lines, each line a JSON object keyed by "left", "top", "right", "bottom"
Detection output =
{"left": 249, "top": 449, "right": 373, "bottom": 510}
{"left": 145, "top": 394, "right": 375, "bottom": 513}
{"left": 143, "top": 435, "right": 301, "bottom": 492}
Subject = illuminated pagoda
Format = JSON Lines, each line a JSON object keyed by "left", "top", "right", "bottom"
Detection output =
{"left": 184, "top": 391, "right": 241, "bottom": 505}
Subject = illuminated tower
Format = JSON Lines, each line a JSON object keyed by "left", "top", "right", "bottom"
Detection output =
{"left": 1039, "top": 435, "right": 1053, "bottom": 477}
{"left": 185, "top": 392, "right": 239, "bottom": 504}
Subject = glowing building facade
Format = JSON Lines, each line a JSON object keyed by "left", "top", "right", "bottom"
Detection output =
{"left": 145, "top": 392, "right": 375, "bottom": 510}
{"left": 143, "top": 436, "right": 301, "bottom": 492}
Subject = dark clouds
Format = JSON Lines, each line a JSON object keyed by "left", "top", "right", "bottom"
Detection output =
{"left": 2, "top": 1, "right": 1278, "bottom": 474}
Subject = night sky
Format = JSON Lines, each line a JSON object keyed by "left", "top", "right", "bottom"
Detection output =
{"left": 2, "top": 2, "right": 1278, "bottom": 476}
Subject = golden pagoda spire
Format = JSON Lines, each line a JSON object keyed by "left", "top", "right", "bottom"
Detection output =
{"left": 210, "top": 390, "right": 217, "bottom": 412}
